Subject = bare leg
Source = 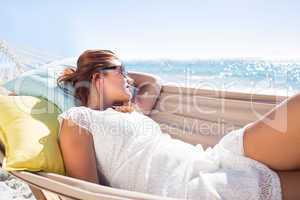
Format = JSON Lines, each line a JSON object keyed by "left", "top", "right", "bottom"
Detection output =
{"left": 277, "top": 170, "right": 300, "bottom": 200}
{"left": 244, "top": 93, "right": 300, "bottom": 171}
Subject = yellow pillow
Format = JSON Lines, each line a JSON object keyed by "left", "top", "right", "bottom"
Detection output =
{"left": 0, "top": 95, "right": 65, "bottom": 175}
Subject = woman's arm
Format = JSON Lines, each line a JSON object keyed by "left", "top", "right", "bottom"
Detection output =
{"left": 128, "top": 71, "right": 162, "bottom": 116}
{"left": 59, "top": 119, "right": 99, "bottom": 184}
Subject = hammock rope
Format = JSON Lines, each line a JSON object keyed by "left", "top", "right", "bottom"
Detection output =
{"left": 0, "top": 40, "right": 62, "bottom": 83}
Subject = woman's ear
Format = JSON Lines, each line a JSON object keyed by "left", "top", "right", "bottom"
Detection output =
{"left": 92, "top": 73, "right": 101, "bottom": 82}
{"left": 92, "top": 73, "right": 104, "bottom": 95}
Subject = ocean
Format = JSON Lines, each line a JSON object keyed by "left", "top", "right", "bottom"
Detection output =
{"left": 124, "top": 59, "right": 300, "bottom": 96}
{"left": 1, "top": 57, "right": 300, "bottom": 96}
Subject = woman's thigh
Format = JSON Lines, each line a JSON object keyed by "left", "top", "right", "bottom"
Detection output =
{"left": 243, "top": 94, "right": 300, "bottom": 171}
{"left": 277, "top": 170, "right": 300, "bottom": 200}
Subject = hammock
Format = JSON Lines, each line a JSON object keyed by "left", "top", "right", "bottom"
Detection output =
{"left": 0, "top": 40, "right": 299, "bottom": 200}
{"left": 0, "top": 40, "right": 62, "bottom": 83}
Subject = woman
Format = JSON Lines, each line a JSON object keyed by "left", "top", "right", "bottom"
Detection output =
{"left": 57, "top": 50, "right": 300, "bottom": 200}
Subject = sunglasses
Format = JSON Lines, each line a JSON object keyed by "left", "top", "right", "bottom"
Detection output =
{"left": 94, "top": 65, "right": 128, "bottom": 77}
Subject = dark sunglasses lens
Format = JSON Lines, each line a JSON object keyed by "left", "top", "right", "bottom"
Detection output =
{"left": 95, "top": 65, "right": 127, "bottom": 76}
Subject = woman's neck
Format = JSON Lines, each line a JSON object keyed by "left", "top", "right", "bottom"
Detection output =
{"left": 87, "top": 97, "right": 113, "bottom": 111}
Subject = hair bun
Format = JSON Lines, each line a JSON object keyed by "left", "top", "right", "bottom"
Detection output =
{"left": 58, "top": 67, "right": 78, "bottom": 86}
{"left": 62, "top": 67, "right": 76, "bottom": 76}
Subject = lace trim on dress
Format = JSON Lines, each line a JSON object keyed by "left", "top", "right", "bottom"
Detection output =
{"left": 57, "top": 106, "right": 92, "bottom": 139}
{"left": 215, "top": 125, "right": 282, "bottom": 200}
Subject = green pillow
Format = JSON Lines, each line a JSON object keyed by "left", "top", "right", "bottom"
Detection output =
{"left": 3, "top": 65, "right": 78, "bottom": 112}
{"left": 0, "top": 95, "right": 65, "bottom": 175}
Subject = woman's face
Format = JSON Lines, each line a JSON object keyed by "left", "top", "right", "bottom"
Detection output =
{"left": 94, "top": 65, "right": 133, "bottom": 106}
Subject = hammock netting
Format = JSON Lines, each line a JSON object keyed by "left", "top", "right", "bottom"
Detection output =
{"left": 0, "top": 40, "right": 62, "bottom": 83}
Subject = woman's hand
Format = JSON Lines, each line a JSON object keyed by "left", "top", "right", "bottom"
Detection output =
{"left": 127, "top": 71, "right": 162, "bottom": 116}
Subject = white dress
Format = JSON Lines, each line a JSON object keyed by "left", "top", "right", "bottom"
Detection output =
{"left": 58, "top": 106, "right": 282, "bottom": 200}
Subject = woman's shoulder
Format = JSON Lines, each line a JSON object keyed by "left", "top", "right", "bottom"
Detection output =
{"left": 58, "top": 106, "right": 93, "bottom": 129}
{"left": 60, "top": 106, "right": 88, "bottom": 118}
{"left": 65, "top": 106, "right": 90, "bottom": 112}
{"left": 61, "top": 106, "right": 146, "bottom": 122}
{"left": 60, "top": 106, "right": 118, "bottom": 121}
{"left": 57, "top": 107, "right": 94, "bottom": 140}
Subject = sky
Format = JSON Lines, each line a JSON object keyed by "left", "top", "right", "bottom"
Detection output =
{"left": 1, "top": 0, "right": 300, "bottom": 59}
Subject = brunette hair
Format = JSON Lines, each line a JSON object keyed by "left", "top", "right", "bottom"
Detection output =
{"left": 57, "top": 49, "right": 121, "bottom": 106}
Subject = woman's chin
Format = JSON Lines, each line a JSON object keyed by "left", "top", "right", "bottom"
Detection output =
{"left": 120, "top": 91, "right": 132, "bottom": 102}
{"left": 126, "top": 92, "right": 133, "bottom": 101}
{"left": 125, "top": 88, "right": 132, "bottom": 99}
